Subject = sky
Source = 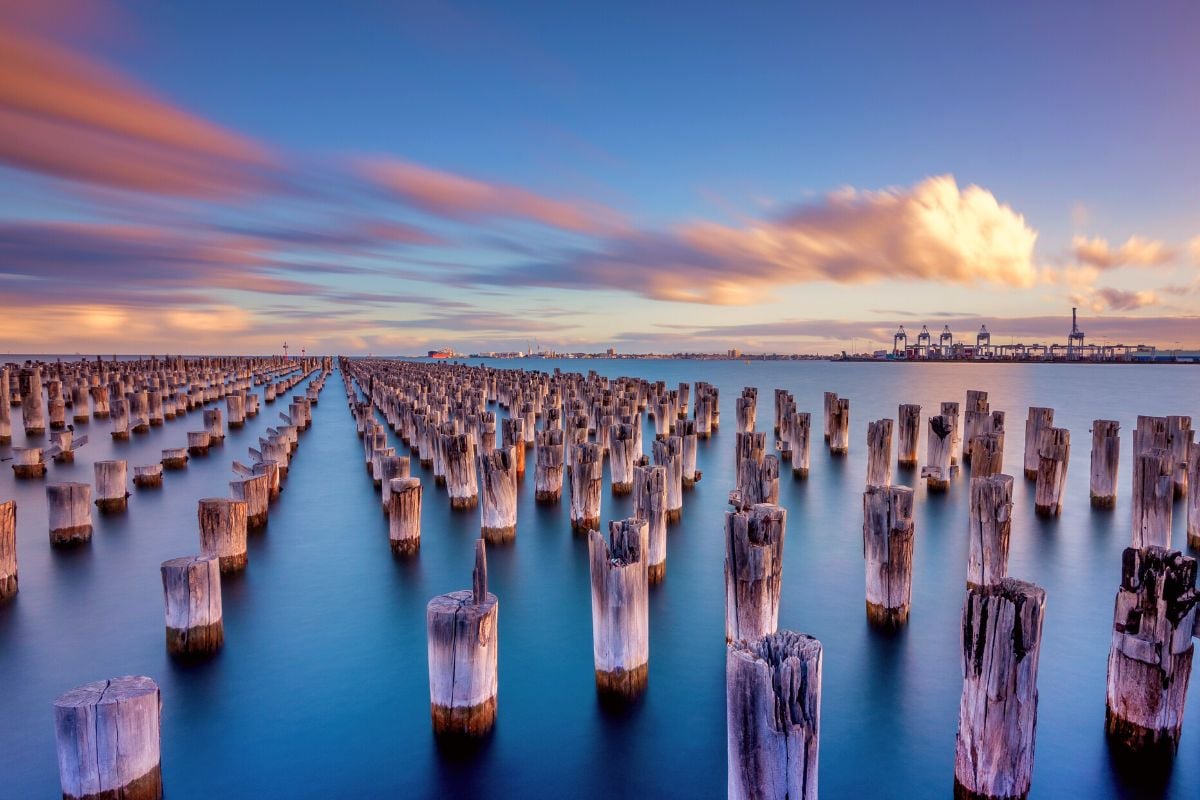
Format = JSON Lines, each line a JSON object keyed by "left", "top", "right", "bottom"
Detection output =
{"left": 2, "top": 0, "right": 1199, "bottom": 355}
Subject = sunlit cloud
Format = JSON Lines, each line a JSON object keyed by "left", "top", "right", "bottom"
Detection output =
{"left": 1072, "top": 234, "right": 1174, "bottom": 269}
{"left": 477, "top": 175, "right": 1040, "bottom": 304}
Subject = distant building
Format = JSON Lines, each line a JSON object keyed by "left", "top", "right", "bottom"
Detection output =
{"left": 606, "top": 347, "right": 616, "bottom": 357}
{"left": 728, "top": 348, "right": 741, "bottom": 358}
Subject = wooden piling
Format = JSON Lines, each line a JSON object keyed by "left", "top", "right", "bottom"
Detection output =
{"left": 534, "top": 428, "right": 565, "bottom": 503}
{"left": 726, "top": 631, "right": 821, "bottom": 800}
{"left": 967, "top": 475, "right": 1013, "bottom": 590}
{"left": 1167, "top": 416, "right": 1192, "bottom": 500}
{"left": 1023, "top": 407, "right": 1054, "bottom": 480}
{"left": 54, "top": 676, "right": 162, "bottom": 800}
{"left": 47, "top": 483, "right": 92, "bottom": 545}
{"left": 1189, "top": 443, "right": 1200, "bottom": 550}
{"left": 93, "top": 460, "right": 129, "bottom": 513}
{"left": 203, "top": 408, "right": 224, "bottom": 442}
{"left": 862, "top": 485, "right": 915, "bottom": 628}
{"left": 502, "top": 417, "right": 525, "bottom": 480}
{"left": 921, "top": 415, "right": 954, "bottom": 491}
{"left": 790, "top": 411, "right": 812, "bottom": 478}
{"left": 378, "top": 455, "right": 411, "bottom": 511}
{"left": 1090, "top": 420, "right": 1120, "bottom": 508}
{"left": 653, "top": 435, "right": 685, "bottom": 522}
{"left": 1033, "top": 427, "right": 1069, "bottom": 516}
{"left": 0, "top": 501, "right": 16, "bottom": 600}
{"left": 897, "top": 404, "right": 921, "bottom": 467}
{"left": 230, "top": 475, "right": 270, "bottom": 530}
{"left": 962, "top": 390, "right": 989, "bottom": 464}
{"left": 1132, "top": 448, "right": 1173, "bottom": 548}
{"left": 608, "top": 422, "right": 638, "bottom": 495}
{"left": 11, "top": 447, "right": 46, "bottom": 479}
{"left": 866, "top": 419, "right": 893, "bottom": 486}
{"left": 387, "top": 477, "right": 422, "bottom": 556}
{"left": 633, "top": 465, "right": 668, "bottom": 584}
{"left": 186, "top": 431, "right": 210, "bottom": 456}
{"left": 1105, "top": 546, "right": 1197, "bottom": 756}
{"left": 132, "top": 464, "right": 163, "bottom": 489}
{"left": 954, "top": 578, "right": 1046, "bottom": 800}
{"left": 160, "top": 555, "right": 223, "bottom": 658}
{"left": 161, "top": 448, "right": 188, "bottom": 470}
{"left": 968, "top": 434, "right": 1004, "bottom": 479}
{"left": 724, "top": 504, "right": 786, "bottom": 642}
{"left": 828, "top": 397, "right": 850, "bottom": 456}
{"left": 197, "top": 498, "right": 248, "bottom": 573}
{"left": 443, "top": 433, "right": 479, "bottom": 511}
{"left": 226, "top": 393, "right": 245, "bottom": 429}
{"left": 479, "top": 447, "right": 518, "bottom": 543}
{"left": 0, "top": 367, "right": 11, "bottom": 443}
{"left": 427, "top": 540, "right": 498, "bottom": 737}
{"left": 588, "top": 518, "right": 650, "bottom": 699}
{"left": 570, "top": 442, "right": 604, "bottom": 534}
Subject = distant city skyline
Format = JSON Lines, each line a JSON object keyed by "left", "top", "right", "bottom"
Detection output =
{"left": 2, "top": 0, "right": 1199, "bottom": 354}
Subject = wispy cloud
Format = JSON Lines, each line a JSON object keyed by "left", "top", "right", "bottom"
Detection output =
{"left": 1072, "top": 235, "right": 1175, "bottom": 269}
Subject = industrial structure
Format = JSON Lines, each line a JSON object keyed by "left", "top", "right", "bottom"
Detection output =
{"left": 885, "top": 308, "right": 1158, "bottom": 362}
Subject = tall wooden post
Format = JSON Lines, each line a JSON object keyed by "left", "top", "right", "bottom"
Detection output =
{"left": 862, "top": 485, "right": 915, "bottom": 628}
{"left": 724, "top": 504, "right": 787, "bottom": 642}
{"left": 633, "top": 465, "right": 668, "bottom": 584}
{"left": 967, "top": 475, "right": 1013, "bottom": 590}
{"left": 1090, "top": 420, "right": 1120, "bottom": 508}
{"left": 727, "top": 631, "right": 822, "bottom": 800}
{"left": 897, "top": 404, "right": 921, "bottom": 467}
{"left": 1023, "top": 407, "right": 1054, "bottom": 480}
{"left": 160, "top": 556, "right": 223, "bottom": 658}
{"left": 1033, "top": 427, "right": 1069, "bottom": 516}
{"left": 954, "top": 578, "right": 1046, "bottom": 800}
{"left": 588, "top": 518, "right": 650, "bottom": 699}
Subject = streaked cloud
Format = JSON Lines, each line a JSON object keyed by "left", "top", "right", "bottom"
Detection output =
{"left": 356, "top": 157, "right": 626, "bottom": 234}
{"left": 477, "top": 175, "right": 1040, "bottom": 304}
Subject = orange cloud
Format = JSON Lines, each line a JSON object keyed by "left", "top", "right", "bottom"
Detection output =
{"left": 0, "top": 9, "right": 276, "bottom": 198}
{"left": 1072, "top": 235, "right": 1174, "bottom": 269}
{"left": 357, "top": 157, "right": 626, "bottom": 235}
{"left": 480, "top": 175, "right": 1040, "bottom": 304}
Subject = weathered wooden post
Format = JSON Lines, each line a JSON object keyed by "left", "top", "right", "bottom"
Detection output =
{"left": 186, "top": 431, "right": 210, "bottom": 456}
{"left": 967, "top": 474, "right": 1013, "bottom": 589}
{"left": 109, "top": 398, "right": 130, "bottom": 441}
{"left": 653, "top": 435, "right": 684, "bottom": 522}
{"left": 736, "top": 389, "right": 757, "bottom": 433}
{"left": 160, "top": 555, "right": 223, "bottom": 658}
{"left": 161, "top": 447, "right": 188, "bottom": 470}
{"left": 680, "top": 419, "right": 700, "bottom": 488}
{"left": 962, "top": 390, "right": 989, "bottom": 464}
{"left": 968, "top": 433, "right": 1004, "bottom": 478}
{"left": 588, "top": 518, "right": 650, "bottom": 699}
{"left": 427, "top": 540, "right": 498, "bottom": 737}
{"left": 11, "top": 447, "right": 46, "bottom": 479}
{"left": 0, "top": 368, "right": 11, "bottom": 444}
{"left": 921, "top": 415, "right": 954, "bottom": 492}
{"left": 387, "top": 477, "right": 422, "bottom": 555}
{"left": 0, "top": 500, "right": 16, "bottom": 600}
{"left": 1189, "top": 442, "right": 1200, "bottom": 550}
{"left": 378, "top": 455, "right": 410, "bottom": 511}
{"left": 230, "top": 475, "right": 270, "bottom": 530}
{"left": 94, "top": 460, "right": 129, "bottom": 513}
{"left": 727, "top": 631, "right": 821, "bottom": 800}
{"left": 828, "top": 397, "right": 850, "bottom": 456}
{"left": 897, "top": 404, "right": 921, "bottom": 467}
{"left": 954, "top": 578, "right": 1046, "bottom": 800}
{"left": 1132, "top": 448, "right": 1173, "bottom": 548}
{"left": 942, "top": 401, "right": 962, "bottom": 465}
{"left": 479, "top": 447, "right": 518, "bottom": 544}
{"left": 866, "top": 418, "right": 893, "bottom": 486}
{"left": 724, "top": 504, "right": 786, "bottom": 642}
{"left": 862, "top": 485, "right": 915, "bottom": 628}
{"left": 790, "top": 411, "right": 812, "bottom": 478}
{"left": 203, "top": 408, "right": 224, "bottom": 442}
{"left": 226, "top": 393, "right": 245, "bottom": 429}
{"left": 1105, "top": 546, "right": 1197, "bottom": 756}
{"left": 22, "top": 368, "right": 45, "bottom": 436}
{"left": 502, "top": 417, "right": 525, "bottom": 480}
{"left": 1167, "top": 416, "right": 1193, "bottom": 499}
{"left": 54, "top": 676, "right": 162, "bottom": 800}
{"left": 443, "top": 433, "right": 479, "bottom": 510}
{"left": 254, "top": 460, "right": 281, "bottom": 499}
{"left": 197, "top": 498, "right": 248, "bottom": 573}
{"left": 1033, "top": 427, "right": 1069, "bottom": 516}
{"left": 608, "top": 422, "right": 637, "bottom": 495}
{"left": 570, "top": 442, "right": 603, "bottom": 534}
{"left": 1023, "top": 407, "right": 1054, "bottom": 480}
{"left": 633, "top": 465, "right": 668, "bottom": 584}
{"left": 1090, "top": 420, "right": 1120, "bottom": 508}
{"left": 534, "top": 428, "right": 565, "bottom": 503}
{"left": 48, "top": 483, "right": 92, "bottom": 545}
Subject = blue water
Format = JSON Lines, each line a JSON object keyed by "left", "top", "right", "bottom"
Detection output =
{"left": 1, "top": 359, "right": 1198, "bottom": 798}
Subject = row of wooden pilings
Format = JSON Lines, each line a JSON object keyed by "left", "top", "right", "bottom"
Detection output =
{"left": 1, "top": 360, "right": 331, "bottom": 800}
{"left": 12, "top": 355, "right": 1197, "bottom": 797}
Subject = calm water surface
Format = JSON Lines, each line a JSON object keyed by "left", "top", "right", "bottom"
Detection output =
{"left": 1, "top": 360, "right": 1198, "bottom": 798}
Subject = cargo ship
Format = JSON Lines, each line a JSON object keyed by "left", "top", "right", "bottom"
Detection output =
{"left": 427, "top": 348, "right": 455, "bottom": 359}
